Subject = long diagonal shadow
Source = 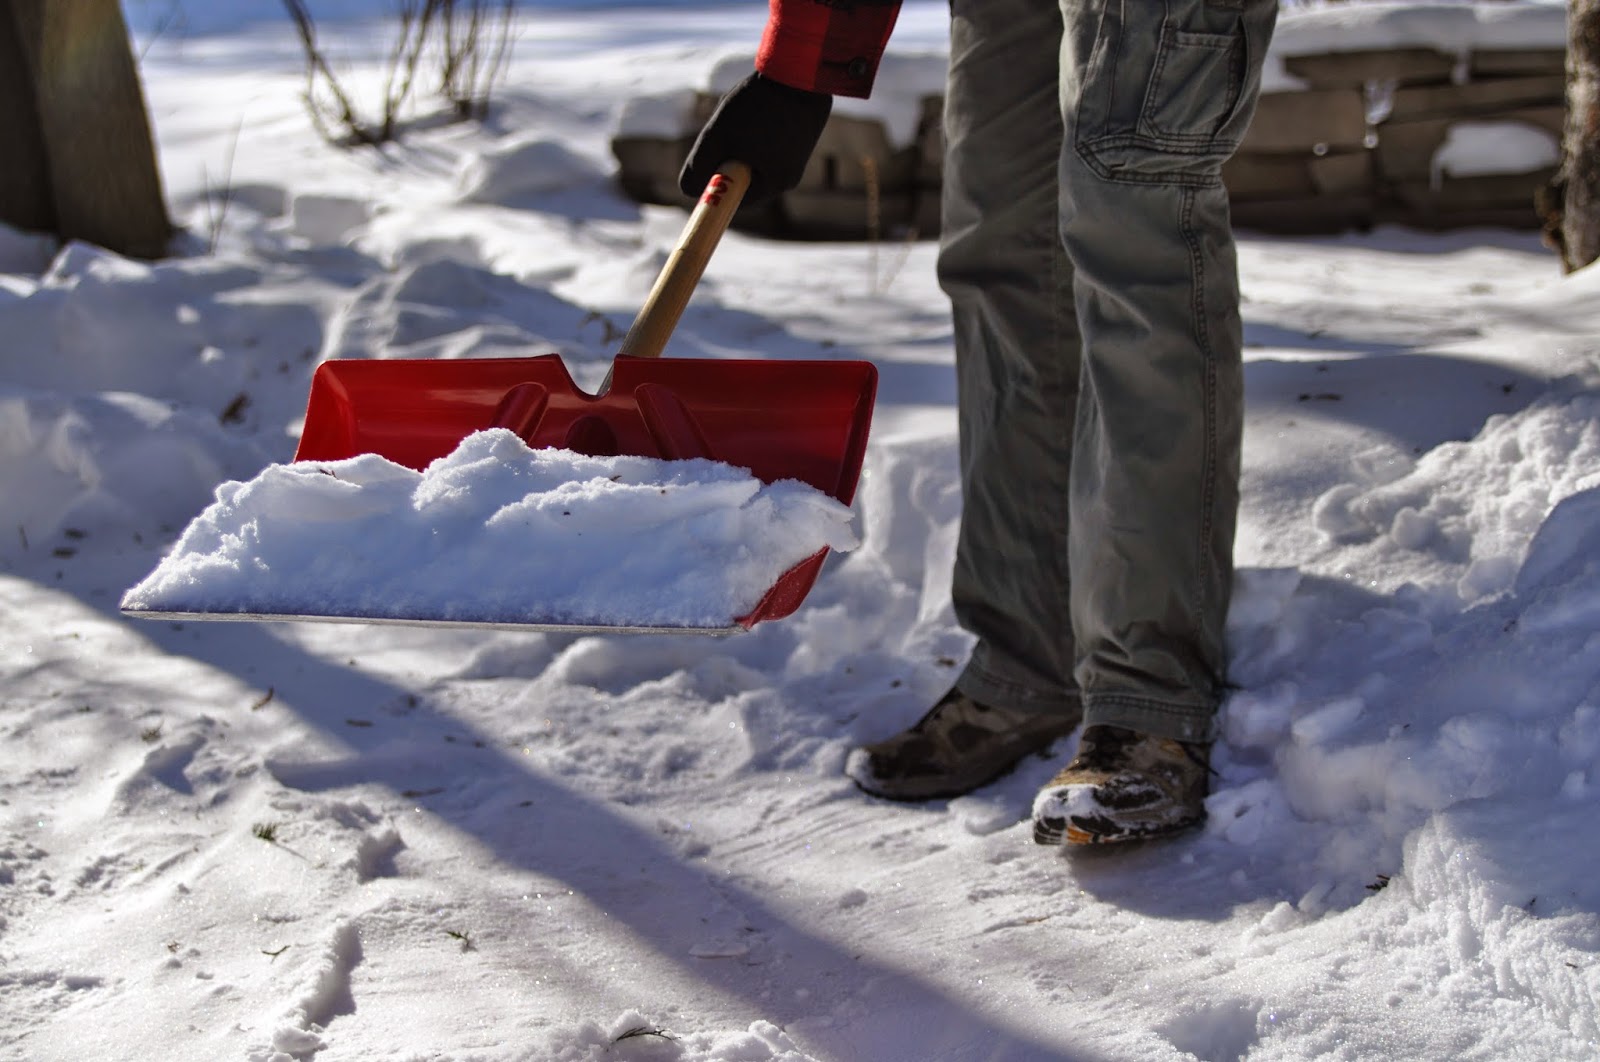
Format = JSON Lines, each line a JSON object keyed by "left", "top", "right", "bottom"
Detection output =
{"left": 111, "top": 608, "right": 1090, "bottom": 1062}
{"left": 46, "top": 290, "right": 1126, "bottom": 1057}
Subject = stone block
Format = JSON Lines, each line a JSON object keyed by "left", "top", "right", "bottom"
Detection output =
{"left": 1376, "top": 113, "right": 1564, "bottom": 184}
{"left": 1389, "top": 167, "right": 1555, "bottom": 216}
{"left": 1376, "top": 202, "right": 1544, "bottom": 231}
{"left": 801, "top": 113, "right": 917, "bottom": 193}
{"left": 1241, "top": 89, "right": 1369, "bottom": 152}
{"left": 1373, "top": 118, "right": 1451, "bottom": 182}
{"left": 1283, "top": 48, "right": 1455, "bottom": 88}
{"left": 779, "top": 188, "right": 919, "bottom": 241}
{"left": 1309, "top": 151, "right": 1375, "bottom": 197}
{"left": 1505, "top": 105, "right": 1567, "bottom": 136}
{"left": 1222, "top": 153, "right": 1316, "bottom": 200}
{"left": 1230, "top": 195, "right": 1375, "bottom": 235}
{"left": 1470, "top": 49, "right": 1567, "bottom": 79}
{"left": 610, "top": 135, "right": 693, "bottom": 207}
{"left": 1389, "top": 76, "right": 1565, "bottom": 122}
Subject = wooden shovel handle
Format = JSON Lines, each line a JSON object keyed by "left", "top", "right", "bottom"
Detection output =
{"left": 618, "top": 161, "right": 752, "bottom": 359}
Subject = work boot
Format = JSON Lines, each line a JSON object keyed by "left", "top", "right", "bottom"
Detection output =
{"left": 1031, "top": 725, "right": 1210, "bottom": 845}
{"left": 846, "top": 687, "right": 1081, "bottom": 801}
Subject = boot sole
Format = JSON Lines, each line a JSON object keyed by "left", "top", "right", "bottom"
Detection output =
{"left": 1033, "top": 811, "right": 1205, "bottom": 846}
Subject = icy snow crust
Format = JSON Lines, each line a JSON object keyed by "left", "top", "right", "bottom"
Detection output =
{"left": 0, "top": 2, "right": 1596, "bottom": 1060}
{"left": 120, "top": 429, "right": 860, "bottom": 630}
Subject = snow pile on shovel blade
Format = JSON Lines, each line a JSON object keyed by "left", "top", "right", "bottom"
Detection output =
{"left": 121, "top": 428, "right": 860, "bottom": 629}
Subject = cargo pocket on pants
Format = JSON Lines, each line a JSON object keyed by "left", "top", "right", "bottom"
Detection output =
{"left": 1142, "top": 29, "right": 1243, "bottom": 141}
{"left": 1074, "top": 2, "right": 1268, "bottom": 187}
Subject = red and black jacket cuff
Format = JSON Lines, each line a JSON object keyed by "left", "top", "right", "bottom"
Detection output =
{"left": 756, "top": 0, "right": 902, "bottom": 99}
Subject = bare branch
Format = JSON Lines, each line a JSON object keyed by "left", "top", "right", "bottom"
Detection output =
{"left": 281, "top": 0, "right": 515, "bottom": 146}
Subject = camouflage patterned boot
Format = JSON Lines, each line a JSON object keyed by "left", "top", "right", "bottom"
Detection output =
{"left": 847, "top": 687, "right": 1081, "bottom": 802}
{"left": 1031, "top": 725, "right": 1211, "bottom": 845}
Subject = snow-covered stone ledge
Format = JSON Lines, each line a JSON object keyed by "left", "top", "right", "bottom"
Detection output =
{"left": 609, "top": 1, "right": 1569, "bottom": 238}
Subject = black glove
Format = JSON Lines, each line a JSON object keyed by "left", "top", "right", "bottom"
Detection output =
{"left": 680, "top": 71, "right": 833, "bottom": 206}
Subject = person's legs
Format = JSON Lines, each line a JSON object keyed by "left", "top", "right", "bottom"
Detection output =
{"left": 848, "top": 0, "right": 1081, "bottom": 800}
{"left": 1034, "top": 0, "right": 1278, "bottom": 843}
{"left": 1058, "top": 0, "right": 1276, "bottom": 740}
{"left": 942, "top": 0, "right": 1080, "bottom": 717}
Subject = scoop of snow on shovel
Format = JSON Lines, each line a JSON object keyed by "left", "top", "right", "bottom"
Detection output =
{"left": 121, "top": 428, "right": 860, "bottom": 629}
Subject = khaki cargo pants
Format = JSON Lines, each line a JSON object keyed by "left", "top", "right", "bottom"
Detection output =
{"left": 942, "top": 0, "right": 1278, "bottom": 743}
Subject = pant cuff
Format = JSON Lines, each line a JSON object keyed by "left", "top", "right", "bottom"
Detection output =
{"left": 1082, "top": 694, "right": 1219, "bottom": 744}
{"left": 956, "top": 662, "right": 1082, "bottom": 721}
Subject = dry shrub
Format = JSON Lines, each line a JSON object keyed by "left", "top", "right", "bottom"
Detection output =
{"left": 282, "top": 0, "right": 514, "bottom": 146}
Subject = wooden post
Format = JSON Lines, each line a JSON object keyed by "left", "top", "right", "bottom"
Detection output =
{"left": 0, "top": 0, "right": 173, "bottom": 258}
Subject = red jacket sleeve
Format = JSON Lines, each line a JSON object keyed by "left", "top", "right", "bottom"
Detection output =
{"left": 756, "top": 0, "right": 902, "bottom": 99}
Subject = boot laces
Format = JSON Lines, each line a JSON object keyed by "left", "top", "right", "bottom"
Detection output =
{"left": 1075, "top": 725, "right": 1215, "bottom": 777}
{"left": 1073, "top": 725, "right": 1141, "bottom": 771}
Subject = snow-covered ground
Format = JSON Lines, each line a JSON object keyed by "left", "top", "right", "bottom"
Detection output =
{"left": 1, "top": 2, "right": 1596, "bottom": 1059}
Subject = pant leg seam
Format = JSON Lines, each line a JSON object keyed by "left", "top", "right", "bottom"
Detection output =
{"left": 1181, "top": 186, "right": 1219, "bottom": 656}
{"left": 1049, "top": 147, "right": 1076, "bottom": 685}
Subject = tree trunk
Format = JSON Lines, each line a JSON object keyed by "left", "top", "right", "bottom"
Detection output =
{"left": 0, "top": 0, "right": 173, "bottom": 259}
{"left": 1550, "top": 0, "right": 1600, "bottom": 273}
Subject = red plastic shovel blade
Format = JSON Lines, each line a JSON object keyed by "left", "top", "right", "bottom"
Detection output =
{"left": 293, "top": 354, "right": 877, "bottom": 628}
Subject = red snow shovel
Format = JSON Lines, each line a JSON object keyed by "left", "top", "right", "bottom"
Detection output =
{"left": 136, "top": 164, "right": 876, "bottom": 632}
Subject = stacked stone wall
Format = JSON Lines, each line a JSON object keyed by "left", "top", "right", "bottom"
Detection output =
{"left": 611, "top": 47, "right": 1566, "bottom": 239}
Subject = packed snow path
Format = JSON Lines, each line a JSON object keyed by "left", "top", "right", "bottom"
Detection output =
{"left": 1, "top": 3, "right": 1597, "bottom": 1059}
